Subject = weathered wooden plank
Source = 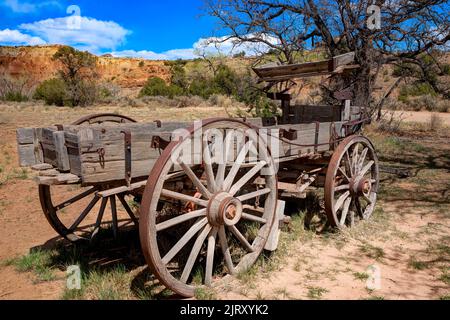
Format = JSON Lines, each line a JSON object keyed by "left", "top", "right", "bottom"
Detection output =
{"left": 332, "top": 52, "right": 356, "bottom": 70}
{"left": 64, "top": 131, "right": 82, "bottom": 176}
{"left": 53, "top": 131, "right": 70, "bottom": 172}
{"left": 35, "top": 173, "right": 80, "bottom": 186}
{"left": 265, "top": 200, "right": 286, "bottom": 251}
{"left": 254, "top": 52, "right": 357, "bottom": 82}
{"left": 40, "top": 127, "right": 59, "bottom": 167}
{"left": 16, "top": 128, "right": 34, "bottom": 144}
{"left": 17, "top": 144, "right": 36, "bottom": 167}
{"left": 39, "top": 169, "right": 60, "bottom": 177}
{"left": 81, "top": 158, "right": 157, "bottom": 184}
{"left": 32, "top": 163, "right": 53, "bottom": 171}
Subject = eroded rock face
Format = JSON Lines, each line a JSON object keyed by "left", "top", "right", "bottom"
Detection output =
{"left": 0, "top": 45, "right": 171, "bottom": 89}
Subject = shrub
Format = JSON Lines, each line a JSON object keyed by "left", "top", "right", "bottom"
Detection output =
{"left": 96, "top": 82, "right": 120, "bottom": 103}
{"left": 404, "top": 95, "right": 437, "bottom": 112}
{"left": 399, "top": 82, "right": 436, "bottom": 102}
{"left": 3, "top": 91, "right": 28, "bottom": 102}
{"left": 139, "top": 77, "right": 183, "bottom": 99}
{"left": 189, "top": 77, "right": 218, "bottom": 99}
{"left": 53, "top": 46, "right": 98, "bottom": 107}
{"left": 420, "top": 94, "right": 437, "bottom": 111}
{"left": 213, "top": 64, "right": 238, "bottom": 96}
{"left": 138, "top": 61, "right": 145, "bottom": 68}
{"left": 437, "top": 100, "right": 450, "bottom": 113}
{"left": 429, "top": 114, "right": 443, "bottom": 131}
{"left": 33, "top": 78, "right": 67, "bottom": 106}
{"left": 0, "top": 77, "right": 31, "bottom": 102}
{"left": 442, "top": 64, "right": 450, "bottom": 76}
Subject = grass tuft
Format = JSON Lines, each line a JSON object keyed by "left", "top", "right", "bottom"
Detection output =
{"left": 307, "top": 287, "right": 328, "bottom": 299}
{"left": 5, "top": 250, "right": 57, "bottom": 282}
{"left": 194, "top": 287, "right": 217, "bottom": 300}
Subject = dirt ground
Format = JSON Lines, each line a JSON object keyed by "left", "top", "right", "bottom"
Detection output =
{"left": 0, "top": 103, "right": 448, "bottom": 300}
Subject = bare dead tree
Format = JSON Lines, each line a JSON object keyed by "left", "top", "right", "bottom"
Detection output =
{"left": 205, "top": 0, "right": 450, "bottom": 119}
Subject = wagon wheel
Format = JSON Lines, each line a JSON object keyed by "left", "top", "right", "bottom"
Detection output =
{"left": 39, "top": 113, "right": 139, "bottom": 242}
{"left": 39, "top": 185, "right": 140, "bottom": 242}
{"left": 139, "top": 119, "right": 278, "bottom": 297}
{"left": 324, "top": 135, "right": 380, "bottom": 228}
{"left": 71, "top": 113, "right": 137, "bottom": 126}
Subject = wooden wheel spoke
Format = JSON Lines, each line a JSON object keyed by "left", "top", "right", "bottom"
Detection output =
{"left": 179, "top": 160, "right": 211, "bottom": 199}
{"left": 338, "top": 167, "right": 350, "bottom": 182}
{"left": 69, "top": 195, "right": 100, "bottom": 231}
{"left": 110, "top": 196, "right": 118, "bottom": 238}
{"left": 242, "top": 212, "right": 267, "bottom": 224}
{"left": 358, "top": 148, "right": 369, "bottom": 173}
{"left": 161, "top": 189, "right": 208, "bottom": 207}
{"left": 229, "top": 225, "right": 254, "bottom": 252}
{"left": 340, "top": 197, "right": 352, "bottom": 226}
{"left": 360, "top": 160, "right": 375, "bottom": 177}
{"left": 180, "top": 224, "right": 212, "bottom": 284}
{"left": 205, "top": 228, "right": 218, "bottom": 286}
{"left": 352, "top": 144, "right": 360, "bottom": 174}
{"left": 237, "top": 188, "right": 271, "bottom": 202}
{"left": 218, "top": 226, "right": 234, "bottom": 275}
{"left": 202, "top": 140, "right": 217, "bottom": 193}
{"left": 335, "top": 184, "right": 350, "bottom": 192}
{"left": 162, "top": 218, "right": 208, "bottom": 265}
{"left": 216, "top": 131, "right": 234, "bottom": 190}
{"left": 92, "top": 197, "right": 108, "bottom": 238}
{"left": 117, "top": 194, "right": 139, "bottom": 225}
{"left": 223, "top": 141, "right": 253, "bottom": 191}
{"left": 156, "top": 209, "right": 207, "bottom": 232}
{"left": 344, "top": 151, "right": 353, "bottom": 177}
{"left": 55, "top": 187, "right": 97, "bottom": 211}
{"left": 334, "top": 191, "right": 350, "bottom": 213}
{"left": 229, "top": 161, "right": 267, "bottom": 196}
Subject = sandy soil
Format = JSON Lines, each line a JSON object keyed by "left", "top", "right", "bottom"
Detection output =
{"left": 391, "top": 111, "right": 450, "bottom": 125}
{"left": 0, "top": 104, "right": 448, "bottom": 300}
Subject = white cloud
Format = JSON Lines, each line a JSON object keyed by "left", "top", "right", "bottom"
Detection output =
{"left": 194, "top": 34, "right": 279, "bottom": 56}
{"left": 1, "top": 0, "right": 61, "bottom": 13}
{"left": 0, "top": 28, "right": 46, "bottom": 45}
{"left": 110, "top": 48, "right": 196, "bottom": 60}
{"left": 110, "top": 34, "right": 279, "bottom": 60}
{"left": 19, "top": 16, "right": 130, "bottom": 53}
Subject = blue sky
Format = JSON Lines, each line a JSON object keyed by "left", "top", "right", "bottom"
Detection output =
{"left": 0, "top": 0, "right": 257, "bottom": 59}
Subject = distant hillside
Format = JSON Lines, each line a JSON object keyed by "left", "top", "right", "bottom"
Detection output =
{"left": 0, "top": 45, "right": 171, "bottom": 89}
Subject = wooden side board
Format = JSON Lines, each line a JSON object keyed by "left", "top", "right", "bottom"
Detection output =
{"left": 16, "top": 128, "right": 44, "bottom": 167}
{"left": 64, "top": 122, "right": 193, "bottom": 184}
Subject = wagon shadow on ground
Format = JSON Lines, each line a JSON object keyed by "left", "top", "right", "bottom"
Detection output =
{"left": 31, "top": 226, "right": 182, "bottom": 300}
{"left": 373, "top": 133, "right": 450, "bottom": 220}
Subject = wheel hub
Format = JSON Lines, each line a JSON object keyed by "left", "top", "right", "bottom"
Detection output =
{"left": 207, "top": 192, "right": 243, "bottom": 227}
{"left": 350, "top": 176, "right": 372, "bottom": 196}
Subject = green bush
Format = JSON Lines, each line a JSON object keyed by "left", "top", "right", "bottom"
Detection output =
{"left": 139, "top": 77, "right": 184, "bottom": 99}
{"left": 442, "top": 64, "right": 450, "bottom": 76}
{"left": 2, "top": 91, "right": 29, "bottom": 102}
{"left": 33, "top": 78, "right": 67, "bottom": 106}
{"left": 399, "top": 82, "right": 436, "bottom": 102}
{"left": 213, "top": 64, "right": 238, "bottom": 96}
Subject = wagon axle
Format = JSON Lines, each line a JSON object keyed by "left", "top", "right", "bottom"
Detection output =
{"left": 349, "top": 177, "right": 372, "bottom": 196}
{"left": 207, "top": 192, "right": 243, "bottom": 227}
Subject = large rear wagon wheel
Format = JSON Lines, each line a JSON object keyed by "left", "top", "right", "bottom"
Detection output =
{"left": 139, "top": 119, "right": 278, "bottom": 297}
{"left": 324, "top": 135, "right": 380, "bottom": 228}
{"left": 39, "top": 185, "right": 139, "bottom": 242}
{"left": 39, "top": 114, "right": 139, "bottom": 242}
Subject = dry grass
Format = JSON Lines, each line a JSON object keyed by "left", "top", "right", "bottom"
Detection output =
{"left": 429, "top": 114, "right": 443, "bottom": 131}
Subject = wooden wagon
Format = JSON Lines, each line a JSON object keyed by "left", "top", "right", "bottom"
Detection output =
{"left": 16, "top": 53, "right": 380, "bottom": 297}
